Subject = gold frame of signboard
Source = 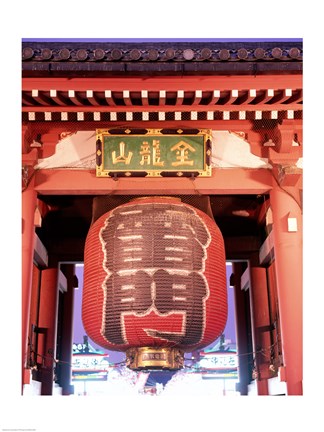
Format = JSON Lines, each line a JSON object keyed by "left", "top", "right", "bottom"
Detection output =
{"left": 95, "top": 128, "right": 212, "bottom": 178}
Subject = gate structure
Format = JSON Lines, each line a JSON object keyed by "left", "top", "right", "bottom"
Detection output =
{"left": 22, "top": 39, "right": 302, "bottom": 395}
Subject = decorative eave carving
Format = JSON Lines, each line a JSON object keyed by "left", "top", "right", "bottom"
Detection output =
{"left": 22, "top": 41, "right": 303, "bottom": 76}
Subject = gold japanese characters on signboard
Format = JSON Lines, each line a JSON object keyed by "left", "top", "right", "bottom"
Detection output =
{"left": 96, "top": 128, "right": 212, "bottom": 177}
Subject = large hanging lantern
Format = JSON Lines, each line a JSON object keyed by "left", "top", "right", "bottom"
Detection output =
{"left": 82, "top": 197, "right": 227, "bottom": 370}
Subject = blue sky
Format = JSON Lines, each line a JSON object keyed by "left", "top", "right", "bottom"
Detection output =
{"left": 22, "top": 38, "right": 302, "bottom": 42}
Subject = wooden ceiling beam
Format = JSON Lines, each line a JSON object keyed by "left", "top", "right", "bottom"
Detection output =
{"left": 192, "top": 90, "right": 203, "bottom": 105}
{"left": 222, "top": 89, "right": 240, "bottom": 105}
{"left": 86, "top": 90, "right": 100, "bottom": 106}
{"left": 21, "top": 102, "right": 303, "bottom": 113}
{"left": 104, "top": 90, "right": 116, "bottom": 106}
{"left": 33, "top": 167, "right": 273, "bottom": 195}
{"left": 22, "top": 75, "right": 302, "bottom": 92}
{"left": 175, "top": 90, "right": 184, "bottom": 105}
{"left": 31, "top": 89, "right": 51, "bottom": 106}
{"left": 68, "top": 90, "right": 84, "bottom": 106}
{"left": 49, "top": 90, "right": 68, "bottom": 106}
{"left": 22, "top": 92, "right": 35, "bottom": 106}
{"left": 22, "top": 119, "right": 302, "bottom": 138}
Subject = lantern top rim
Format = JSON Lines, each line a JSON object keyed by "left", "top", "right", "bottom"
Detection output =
{"left": 130, "top": 196, "right": 182, "bottom": 203}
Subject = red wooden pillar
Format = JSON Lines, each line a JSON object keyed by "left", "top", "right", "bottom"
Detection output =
{"left": 270, "top": 184, "right": 303, "bottom": 395}
{"left": 59, "top": 264, "right": 76, "bottom": 395}
{"left": 38, "top": 267, "right": 59, "bottom": 395}
{"left": 249, "top": 258, "right": 271, "bottom": 395}
{"left": 21, "top": 175, "right": 37, "bottom": 392}
{"left": 28, "top": 265, "right": 42, "bottom": 368}
{"left": 266, "top": 263, "right": 282, "bottom": 369}
{"left": 232, "top": 262, "right": 252, "bottom": 395}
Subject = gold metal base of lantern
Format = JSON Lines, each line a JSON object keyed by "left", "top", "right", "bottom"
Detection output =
{"left": 126, "top": 347, "right": 184, "bottom": 371}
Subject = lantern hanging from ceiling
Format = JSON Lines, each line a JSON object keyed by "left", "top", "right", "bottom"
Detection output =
{"left": 82, "top": 197, "right": 227, "bottom": 370}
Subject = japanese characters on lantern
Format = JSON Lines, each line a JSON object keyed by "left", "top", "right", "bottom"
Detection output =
{"left": 82, "top": 197, "right": 227, "bottom": 369}
{"left": 99, "top": 201, "right": 211, "bottom": 346}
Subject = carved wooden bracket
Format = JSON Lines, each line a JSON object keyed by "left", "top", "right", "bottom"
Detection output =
{"left": 272, "top": 164, "right": 303, "bottom": 187}
{"left": 22, "top": 148, "right": 38, "bottom": 190}
{"left": 247, "top": 120, "right": 302, "bottom": 166}
{"left": 276, "top": 120, "right": 302, "bottom": 153}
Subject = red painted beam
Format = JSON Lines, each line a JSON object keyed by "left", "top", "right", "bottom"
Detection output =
{"left": 22, "top": 103, "right": 303, "bottom": 113}
{"left": 22, "top": 75, "right": 302, "bottom": 92}
{"left": 34, "top": 167, "right": 273, "bottom": 195}
{"left": 25, "top": 120, "right": 257, "bottom": 133}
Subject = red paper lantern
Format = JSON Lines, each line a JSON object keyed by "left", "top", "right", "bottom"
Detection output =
{"left": 82, "top": 197, "right": 227, "bottom": 370}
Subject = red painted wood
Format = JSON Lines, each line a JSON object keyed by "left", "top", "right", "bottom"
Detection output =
{"left": 21, "top": 176, "right": 37, "bottom": 392}
{"left": 33, "top": 168, "right": 273, "bottom": 195}
{"left": 22, "top": 75, "right": 302, "bottom": 92}
{"left": 232, "top": 262, "right": 251, "bottom": 395}
{"left": 270, "top": 183, "right": 303, "bottom": 395}
{"left": 249, "top": 263, "right": 271, "bottom": 395}
{"left": 22, "top": 103, "right": 303, "bottom": 113}
{"left": 38, "top": 268, "right": 59, "bottom": 395}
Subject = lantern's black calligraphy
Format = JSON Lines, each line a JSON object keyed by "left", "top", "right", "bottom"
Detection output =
{"left": 99, "top": 202, "right": 211, "bottom": 346}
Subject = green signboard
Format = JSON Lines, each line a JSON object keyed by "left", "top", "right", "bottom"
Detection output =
{"left": 96, "top": 128, "right": 212, "bottom": 177}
